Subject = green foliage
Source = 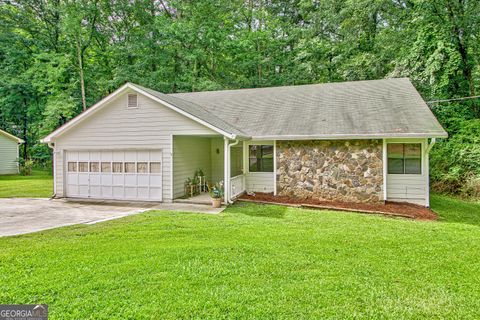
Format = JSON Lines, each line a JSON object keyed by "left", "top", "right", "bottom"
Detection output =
{"left": 17, "top": 158, "right": 33, "bottom": 176}
{"left": 209, "top": 181, "right": 224, "bottom": 198}
{"left": 430, "top": 119, "right": 480, "bottom": 196}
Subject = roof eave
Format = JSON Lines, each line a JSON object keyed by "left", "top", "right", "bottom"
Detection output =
{"left": 252, "top": 132, "right": 448, "bottom": 140}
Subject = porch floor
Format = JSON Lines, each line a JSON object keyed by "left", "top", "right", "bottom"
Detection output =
{"left": 174, "top": 192, "right": 212, "bottom": 205}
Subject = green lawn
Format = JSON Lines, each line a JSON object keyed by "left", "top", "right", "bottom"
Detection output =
{"left": 1, "top": 196, "right": 480, "bottom": 319}
{"left": 0, "top": 168, "right": 53, "bottom": 198}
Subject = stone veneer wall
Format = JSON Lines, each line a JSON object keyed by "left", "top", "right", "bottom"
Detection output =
{"left": 276, "top": 140, "right": 383, "bottom": 203}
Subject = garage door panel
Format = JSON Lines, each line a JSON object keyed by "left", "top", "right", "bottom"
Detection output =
{"left": 78, "top": 151, "right": 90, "bottom": 161}
{"left": 90, "top": 186, "right": 101, "bottom": 197}
{"left": 102, "top": 186, "right": 113, "bottom": 197}
{"left": 125, "top": 187, "right": 137, "bottom": 198}
{"left": 66, "top": 150, "right": 162, "bottom": 201}
{"left": 78, "top": 174, "right": 89, "bottom": 184}
{"left": 138, "top": 187, "right": 149, "bottom": 199}
{"left": 90, "top": 175, "right": 100, "bottom": 185}
{"left": 113, "top": 151, "right": 124, "bottom": 161}
{"left": 150, "top": 174, "right": 162, "bottom": 187}
{"left": 137, "top": 151, "right": 149, "bottom": 161}
{"left": 112, "top": 175, "right": 124, "bottom": 186}
{"left": 125, "top": 151, "right": 136, "bottom": 161}
{"left": 67, "top": 173, "right": 78, "bottom": 184}
{"left": 79, "top": 185, "right": 89, "bottom": 197}
{"left": 125, "top": 175, "right": 136, "bottom": 186}
{"left": 101, "top": 175, "right": 112, "bottom": 185}
{"left": 101, "top": 151, "right": 113, "bottom": 161}
{"left": 138, "top": 175, "right": 149, "bottom": 186}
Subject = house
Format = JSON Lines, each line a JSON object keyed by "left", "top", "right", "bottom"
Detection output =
{"left": 41, "top": 78, "right": 447, "bottom": 207}
{"left": 0, "top": 129, "right": 23, "bottom": 175}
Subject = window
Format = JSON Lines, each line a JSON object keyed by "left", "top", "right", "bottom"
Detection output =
{"left": 78, "top": 162, "right": 88, "bottom": 172}
{"left": 90, "top": 162, "right": 99, "bottom": 172}
{"left": 113, "top": 162, "right": 123, "bottom": 173}
{"left": 125, "top": 162, "right": 136, "bottom": 173}
{"left": 150, "top": 162, "right": 161, "bottom": 173}
{"left": 68, "top": 162, "right": 77, "bottom": 172}
{"left": 249, "top": 145, "right": 273, "bottom": 172}
{"left": 127, "top": 94, "right": 138, "bottom": 108}
{"left": 137, "top": 162, "right": 148, "bottom": 173}
{"left": 388, "top": 143, "right": 422, "bottom": 174}
{"left": 101, "top": 162, "right": 111, "bottom": 173}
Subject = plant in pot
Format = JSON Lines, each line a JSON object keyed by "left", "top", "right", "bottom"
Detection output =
{"left": 209, "top": 182, "right": 224, "bottom": 208}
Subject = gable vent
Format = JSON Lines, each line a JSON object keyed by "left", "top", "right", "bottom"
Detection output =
{"left": 127, "top": 94, "right": 138, "bottom": 108}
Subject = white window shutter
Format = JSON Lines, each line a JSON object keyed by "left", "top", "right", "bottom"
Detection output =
{"left": 127, "top": 94, "right": 138, "bottom": 108}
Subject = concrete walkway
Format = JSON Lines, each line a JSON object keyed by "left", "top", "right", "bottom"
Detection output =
{"left": 0, "top": 198, "right": 224, "bottom": 237}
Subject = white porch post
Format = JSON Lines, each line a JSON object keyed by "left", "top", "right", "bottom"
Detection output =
{"left": 382, "top": 138, "right": 387, "bottom": 202}
{"left": 223, "top": 136, "right": 229, "bottom": 204}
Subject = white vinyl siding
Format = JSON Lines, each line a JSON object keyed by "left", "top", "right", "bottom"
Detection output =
{"left": 386, "top": 138, "right": 428, "bottom": 206}
{"left": 244, "top": 140, "right": 275, "bottom": 193}
{"left": 54, "top": 90, "right": 216, "bottom": 201}
{"left": 172, "top": 136, "right": 213, "bottom": 199}
{"left": 0, "top": 134, "right": 19, "bottom": 174}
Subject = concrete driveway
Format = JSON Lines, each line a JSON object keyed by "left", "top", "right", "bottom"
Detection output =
{"left": 0, "top": 198, "right": 224, "bottom": 237}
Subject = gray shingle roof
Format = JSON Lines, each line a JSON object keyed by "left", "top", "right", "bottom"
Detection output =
{"left": 167, "top": 78, "right": 447, "bottom": 139}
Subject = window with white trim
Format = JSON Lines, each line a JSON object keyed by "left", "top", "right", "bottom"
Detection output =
{"left": 387, "top": 143, "right": 422, "bottom": 174}
{"left": 249, "top": 145, "right": 273, "bottom": 172}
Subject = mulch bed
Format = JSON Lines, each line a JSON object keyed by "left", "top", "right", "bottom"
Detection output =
{"left": 238, "top": 193, "right": 437, "bottom": 220}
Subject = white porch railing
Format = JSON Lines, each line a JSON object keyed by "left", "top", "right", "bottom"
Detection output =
{"left": 230, "top": 174, "right": 245, "bottom": 199}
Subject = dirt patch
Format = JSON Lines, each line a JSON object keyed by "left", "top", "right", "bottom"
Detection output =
{"left": 238, "top": 193, "right": 437, "bottom": 220}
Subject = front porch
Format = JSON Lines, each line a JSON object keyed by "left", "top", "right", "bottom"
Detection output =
{"left": 172, "top": 135, "right": 247, "bottom": 204}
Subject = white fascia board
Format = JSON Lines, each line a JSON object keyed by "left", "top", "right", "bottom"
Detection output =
{"left": 253, "top": 132, "right": 448, "bottom": 140}
{"left": 0, "top": 129, "right": 24, "bottom": 143}
{"left": 40, "top": 83, "right": 239, "bottom": 143}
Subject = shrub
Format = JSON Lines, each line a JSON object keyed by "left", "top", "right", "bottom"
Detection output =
{"left": 18, "top": 158, "right": 34, "bottom": 176}
{"left": 430, "top": 119, "right": 480, "bottom": 198}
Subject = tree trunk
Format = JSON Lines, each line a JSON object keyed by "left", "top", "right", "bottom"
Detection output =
{"left": 76, "top": 36, "right": 87, "bottom": 111}
{"left": 23, "top": 97, "right": 28, "bottom": 161}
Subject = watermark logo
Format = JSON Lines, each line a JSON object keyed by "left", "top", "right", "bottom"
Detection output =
{"left": 0, "top": 305, "right": 48, "bottom": 320}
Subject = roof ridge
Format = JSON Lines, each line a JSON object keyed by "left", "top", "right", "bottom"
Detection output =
{"left": 168, "top": 77, "right": 411, "bottom": 96}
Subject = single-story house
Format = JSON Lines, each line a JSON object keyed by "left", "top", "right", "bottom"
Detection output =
{"left": 41, "top": 78, "right": 447, "bottom": 207}
{"left": 0, "top": 129, "right": 23, "bottom": 175}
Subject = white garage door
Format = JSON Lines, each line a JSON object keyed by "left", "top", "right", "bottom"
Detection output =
{"left": 65, "top": 150, "right": 162, "bottom": 201}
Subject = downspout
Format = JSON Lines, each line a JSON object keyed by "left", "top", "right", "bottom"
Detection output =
{"left": 224, "top": 137, "right": 239, "bottom": 204}
{"left": 425, "top": 138, "right": 436, "bottom": 154}
{"left": 425, "top": 138, "right": 436, "bottom": 207}
{"left": 47, "top": 142, "right": 56, "bottom": 198}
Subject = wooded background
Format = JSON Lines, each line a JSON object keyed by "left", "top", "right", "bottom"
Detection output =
{"left": 1, "top": 0, "right": 479, "bottom": 196}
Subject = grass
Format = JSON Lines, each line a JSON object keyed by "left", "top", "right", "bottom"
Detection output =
{"left": 1, "top": 196, "right": 480, "bottom": 319}
{"left": 0, "top": 168, "right": 53, "bottom": 198}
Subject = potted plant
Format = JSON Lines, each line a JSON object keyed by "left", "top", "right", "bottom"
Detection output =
{"left": 209, "top": 182, "right": 224, "bottom": 208}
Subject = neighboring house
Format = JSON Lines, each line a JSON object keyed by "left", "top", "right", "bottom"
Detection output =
{"left": 0, "top": 129, "right": 23, "bottom": 175}
{"left": 41, "top": 78, "right": 447, "bottom": 207}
